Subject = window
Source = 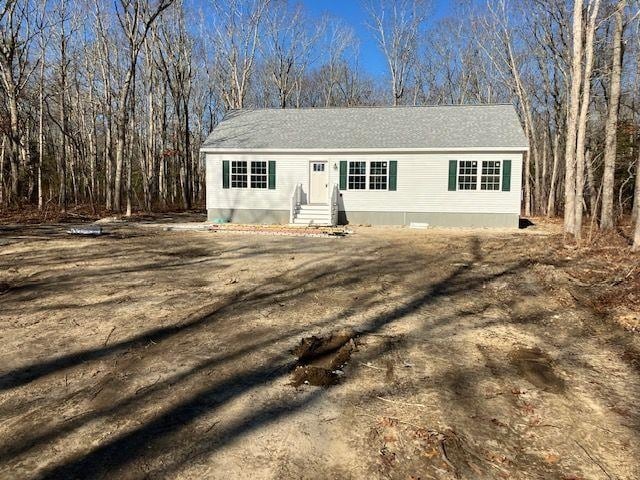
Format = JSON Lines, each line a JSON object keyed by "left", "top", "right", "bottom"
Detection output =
{"left": 341, "top": 160, "right": 395, "bottom": 191}
{"left": 231, "top": 161, "right": 248, "bottom": 188}
{"left": 250, "top": 161, "right": 267, "bottom": 188}
{"left": 481, "top": 161, "right": 501, "bottom": 190}
{"left": 313, "top": 163, "right": 325, "bottom": 172}
{"left": 458, "top": 161, "right": 477, "bottom": 190}
{"left": 348, "top": 161, "right": 366, "bottom": 189}
{"left": 369, "top": 161, "right": 388, "bottom": 190}
{"left": 455, "top": 160, "right": 502, "bottom": 191}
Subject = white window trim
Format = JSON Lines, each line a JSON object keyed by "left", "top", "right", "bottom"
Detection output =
{"left": 347, "top": 161, "right": 390, "bottom": 191}
{"left": 347, "top": 160, "right": 367, "bottom": 190}
{"left": 230, "top": 160, "right": 270, "bottom": 189}
{"left": 230, "top": 160, "right": 248, "bottom": 189}
{"left": 369, "top": 161, "right": 389, "bottom": 191}
{"left": 480, "top": 160, "right": 502, "bottom": 191}
{"left": 457, "top": 160, "right": 479, "bottom": 191}
{"left": 456, "top": 160, "right": 502, "bottom": 191}
{"left": 250, "top": 160, "right": 268, "bottom": 189}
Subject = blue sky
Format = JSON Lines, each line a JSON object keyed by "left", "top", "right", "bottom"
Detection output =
{"left": 300, "top": 0, "right": 452, "bottom": 75}
{"left": 188, "top": 0, "right": 454, "bottom": 77}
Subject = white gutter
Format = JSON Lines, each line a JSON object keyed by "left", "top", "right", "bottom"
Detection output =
{"left": 199, "top": 146, "right": 530, "bottom": 154}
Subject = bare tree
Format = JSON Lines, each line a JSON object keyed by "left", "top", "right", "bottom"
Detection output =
{"left": 157, "top": 3, "right": 194, "bottom": 209}
{"left": 0, "top": 0, "right": 638, "bottom": 231}
{"left": 479, "top": 0, "right": 541, "bottom": 217}
{"left": 262, "top": 1, "right": 318, "bottom": 109}
{"left": 211, "top": 0, "right": 270, "bottom": 110}
{"left": 366, "top": 0, "right": 428, "bottom": 106}
{"left": 0, "top": 0, "right": 41, "bottom": 203}
{"left": 573, "top": 0, "right": 601, "bottom": 241}
{"left": 317, "top": 20, "right": 355, "bottom": 107}
{"left": 634, "top": 148, "right": 640, "bottom": 250}
{"left": 111, "top": 0, "right": 174, "bottom": 214}
{"left": 563, "top": 0, "right": 585, "bottom": 236}
{"left": 600, "top": 0, "right": 626, "bottom": 229}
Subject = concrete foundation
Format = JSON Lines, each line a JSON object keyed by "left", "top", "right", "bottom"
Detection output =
{"left": 209, "top": 208, "right": 519, "bottom": 228}
{"left": 208, "top": 208, "right": 290, "bottom": 225}
{"left": 339, "top": 211, "right": 519, "bottom": 228}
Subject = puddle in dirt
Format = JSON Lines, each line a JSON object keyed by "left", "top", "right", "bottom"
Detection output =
{"left": 291, "top": 328, "right": 358, "bottom": 387}
{"left": 509, "top": 347, "right": 566, "bottom": 393}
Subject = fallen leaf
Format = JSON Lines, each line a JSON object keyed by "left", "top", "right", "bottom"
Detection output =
{"left": 423, "top": 447, "right": 439, "bottom": 459}
{"left": 379, "top": 416, "right": 398, "bottom": 428}
{"left": 545, "top": 453, "right": 560, "bottom": 464}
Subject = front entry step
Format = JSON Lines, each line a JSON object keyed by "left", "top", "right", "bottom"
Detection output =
{"left": 292, "top": 203, "right": 333, "bottom": 226}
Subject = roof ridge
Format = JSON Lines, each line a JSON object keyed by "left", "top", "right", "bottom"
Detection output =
{"left": 226, "top": 103, "right": 515, "bottom": 113}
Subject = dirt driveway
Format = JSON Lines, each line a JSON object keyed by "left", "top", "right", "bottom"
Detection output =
{"left": 0, "top": 221, "right": 638, "bottom": 479}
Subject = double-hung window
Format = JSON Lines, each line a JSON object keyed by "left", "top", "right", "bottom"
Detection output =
{"left": 348, "top": 161, "right": 367, "bottom": 190}
{"left": 456, "top": 160, "right": 501, "bottom": 191}
{"left": 230, "top": 161, "right": 268, "bottom": 189}
{"left": 250, "top": 161, "right": 267, "bottom": 188}
{"left": 480, "top": 161, "right": 501, "bottom": 190}
{"left": 346, "top": 161, "right": 389, "bottom": 190}
{"left": 341, "top": 160, "right": 396, "bottom": 191}
{"left": 458, "top": 161, "right": 478, "bottom": 190}
{"left": 231, "top": 161, "right": 248, "bottom": 188}
{"left": 369, "top": 161, "right": 388, "bottom": 190}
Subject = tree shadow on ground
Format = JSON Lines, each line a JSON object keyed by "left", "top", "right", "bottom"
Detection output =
{"left": 0, "top": 231, "right": 635, "bottom": 479}
{"left": 21, "top": 237, "right": 555, "bottom": 479}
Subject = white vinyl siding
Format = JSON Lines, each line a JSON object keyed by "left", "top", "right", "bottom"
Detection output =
{"left": 206, "top": 152, "right": 523, "bottom": 215}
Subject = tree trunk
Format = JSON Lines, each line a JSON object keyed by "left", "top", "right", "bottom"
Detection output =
{"left": 586, "top": 149, "right": 597, "bottom": 215}
{"left": 600, "top": 0, "right": 625, "bottom": 230}
{"left": 182, "top": 96, "right": 192, "bottom": 210}
{"left": 38, "top": 52, "right": 44, "bottom": 211}
{"left": 541, "top": 131, "right": 548, "bottom": 214}
{"left": 59, "top": 66, "right": 68, "bottom": 212}
{"left": 7, "top": 93, "right": 21, "bottom": 202}
{"left": 113, "top": 87, "right": 129, "bottom": 212}
{"left": 564, "top": 0, "right": 584, "bottom": 236}
{"left": 633, "top": 151, "right": 640, "bottom": 251}
{"left": 0, "top": 137, "right": 5, "bottom": 207}
{"left": 547, "top": 133, "right": 560, "bottom": 217}
{"left": 574, "top": 0, "right": 600, "bottom": 242}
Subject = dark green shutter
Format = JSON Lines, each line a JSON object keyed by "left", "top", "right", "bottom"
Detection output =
{"left": 448, "top": 160, "right": 457, "bottom": 191}
{"left": 339, "top": 161, "right": 347, "bottom": 190}
{"left": 268, "top": 161, "right": 276, "bottom": 189}
{"left": 389, "top": 161, "right": 397, "bottom": 191}
{"left": 502, "top": 160, "right": 511, "bottom": 192}
{"left": 222, "top": 160, "right": 230, "bottom": 189}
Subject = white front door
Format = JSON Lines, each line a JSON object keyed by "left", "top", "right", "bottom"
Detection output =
{"left": 309, "top": 161, "right": 328, "bottom": 204}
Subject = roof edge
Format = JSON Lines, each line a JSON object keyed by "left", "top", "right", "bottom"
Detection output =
{"left": 223, "top": 103, "right": 517, "bottom": 114}
{"left": 200, "top": 146, "right": 529, "bottom": 154}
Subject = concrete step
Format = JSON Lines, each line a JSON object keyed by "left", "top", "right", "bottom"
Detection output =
{"left": 297, "top": 204, "right": 330, "bottom": 212}
{"left": 292, "top": 218, "right": 333, "bottom": 226}
{"left": 295, "top": 213, "right": 331, "bottom": 220}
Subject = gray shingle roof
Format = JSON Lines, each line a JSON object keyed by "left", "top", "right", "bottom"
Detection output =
{"left": 201, "top": 104, "right": 528, "bottom": 151}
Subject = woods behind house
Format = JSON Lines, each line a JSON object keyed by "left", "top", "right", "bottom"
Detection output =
{"left": 1, "top": 0, "right": 640, "bottom": 245}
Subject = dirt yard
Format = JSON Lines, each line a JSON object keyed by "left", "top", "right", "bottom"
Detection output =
{"left": 0, "top": 217, "right": 639, "bottom": 479}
